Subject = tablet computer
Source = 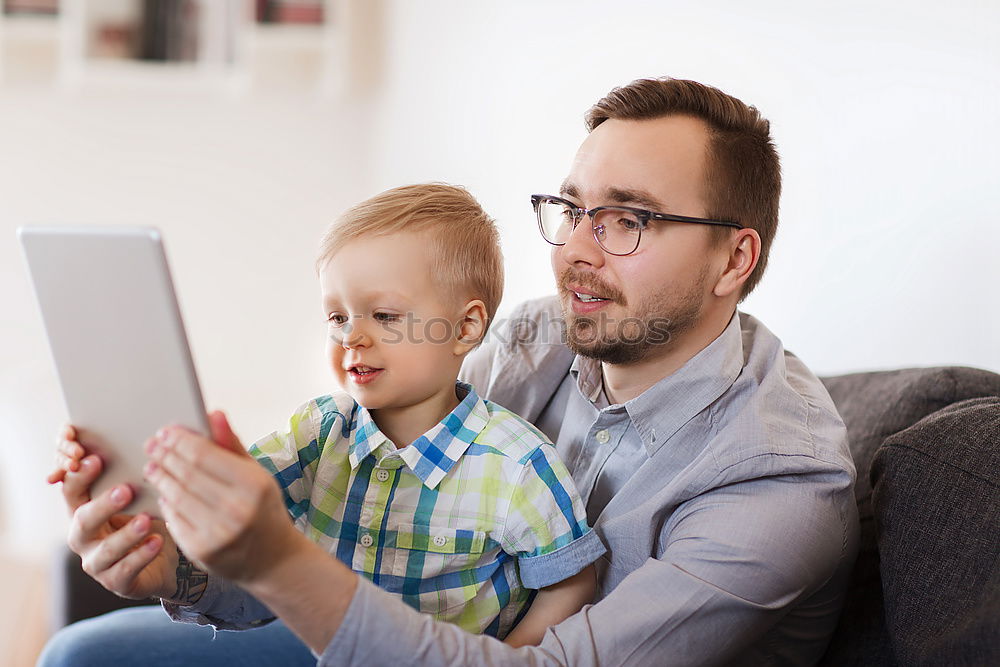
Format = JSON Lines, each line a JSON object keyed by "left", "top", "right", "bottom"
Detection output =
{"left": 19, "top": 226, "right": 209, "bottom": 518}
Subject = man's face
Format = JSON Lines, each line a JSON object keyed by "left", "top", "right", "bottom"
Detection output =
{"left": 551, "top": 114, "right": 722, "bottom": 365}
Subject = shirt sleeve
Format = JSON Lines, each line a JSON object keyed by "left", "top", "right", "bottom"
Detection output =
{"left": 320, "top": 465, "right": 857, "bottom": 666}
{"left": 162, "top": 573, "right": 276, "bottom": 631}
{"left": 501, "top": 445, "right": 605, "bottom": 589}
{"left": 248, "top": 397, "right": 330, "bottom": 524}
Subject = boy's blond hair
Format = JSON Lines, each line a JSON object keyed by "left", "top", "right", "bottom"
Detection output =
{"left": 317, "top": 183, "right": 504, "bottom": 328}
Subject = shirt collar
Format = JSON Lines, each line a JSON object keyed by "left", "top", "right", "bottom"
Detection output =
{"left": 348, "top": 381, "right": 490, "bottom": 489}
{"left": 570, "top": 311, "right": 744, "bottom": 456}
{"left": 570, "top": 354, "right": 605, "bottom": 404}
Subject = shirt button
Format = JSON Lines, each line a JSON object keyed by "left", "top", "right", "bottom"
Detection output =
{"left": 375, "top": 469, "right": 390, "bottom": 482}
{"left": 432, "top": 535, "right": 448, "bottom": 547}
{"left": 359, "top": 534, "right": 374, "bottom": 548}
{"left": 595, "top": 429, "right": 610, "bottom": 444}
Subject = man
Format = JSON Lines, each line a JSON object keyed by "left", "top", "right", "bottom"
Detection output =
{"left": 42, "top": 78, "right": 858, "bottom": 666}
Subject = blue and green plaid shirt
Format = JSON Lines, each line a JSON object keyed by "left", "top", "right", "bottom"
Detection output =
{"left": 248, "top": 382, "right": 605, "bottom": 637}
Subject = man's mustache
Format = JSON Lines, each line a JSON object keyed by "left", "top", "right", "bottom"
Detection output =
{"left": 558, "top": 269, "right": 626, "bottom": 306}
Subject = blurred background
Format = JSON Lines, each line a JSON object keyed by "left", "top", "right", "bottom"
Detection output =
{"left": 1, "top": 0, "right": 997, "bottom": 661}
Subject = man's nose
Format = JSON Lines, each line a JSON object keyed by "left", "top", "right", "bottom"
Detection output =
{"left": 558, "top": 216, "right": 605, "bottom": 268}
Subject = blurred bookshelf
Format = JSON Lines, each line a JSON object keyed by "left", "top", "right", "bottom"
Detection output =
{"left": 255, "top": 0, "right": 324, "bottom": 25}
{"left": 0, "top": 0, "right": 354, "bottom": 95}
{"left": 3, "top": 0, "right": 57, "bottom": 15}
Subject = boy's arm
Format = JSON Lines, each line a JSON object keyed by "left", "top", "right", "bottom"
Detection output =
{"left": 502, "top": 564, "right": 597, "bottom": 648}
{"left": 499, "top": 442, "right": 605, "bottom": 641}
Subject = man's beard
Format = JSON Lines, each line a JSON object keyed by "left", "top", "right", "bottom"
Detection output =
{"left": 558, "top": 267, "right": 707, "bottom": 365}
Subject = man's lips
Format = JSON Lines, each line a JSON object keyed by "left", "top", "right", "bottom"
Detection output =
{"left": 564, "top": 286, "right": 615, "bottom": 314}
{"left": 567, "top": 285, "right": 611, "bottom": 303}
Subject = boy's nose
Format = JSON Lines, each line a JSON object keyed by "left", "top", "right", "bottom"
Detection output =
{"left": 340, "top": 322, "right": 370, "bottom": 349}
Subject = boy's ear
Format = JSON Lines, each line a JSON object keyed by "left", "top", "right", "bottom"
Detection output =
{"left": 453, "top": 299, "right": 489, "bottom": 356}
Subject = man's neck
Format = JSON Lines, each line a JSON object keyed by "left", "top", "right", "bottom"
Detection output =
{"left": 602, "top": 308, "right": 736, "bottom": 405}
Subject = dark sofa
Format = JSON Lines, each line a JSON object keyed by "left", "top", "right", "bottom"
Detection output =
{"left": 817, "top": 367, "right": 1000, "bottom": 665}
{"left": 54, "top": 366, "right": 1000, "bottom": 664}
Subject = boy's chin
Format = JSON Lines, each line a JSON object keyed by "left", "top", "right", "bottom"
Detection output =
{"left": 344, "top": 387, "right": 387, "bottom": 409}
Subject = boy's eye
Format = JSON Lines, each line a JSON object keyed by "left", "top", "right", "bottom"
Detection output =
{"left": 327, "top": 313, "right": 348, "bottom": 326}
{"left": 373, "top": 312, "right": 400, "bottom": 323}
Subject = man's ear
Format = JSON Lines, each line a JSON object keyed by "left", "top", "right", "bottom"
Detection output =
{"left": 713, "top": 228, "right": 761, "bottom": 299}
{"left": 453, "top": 299, "right": 489, "bottom": 356}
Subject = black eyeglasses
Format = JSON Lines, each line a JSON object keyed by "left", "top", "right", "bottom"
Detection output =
{"left": 531, "top": 194, "right": 742, "bottom": 256}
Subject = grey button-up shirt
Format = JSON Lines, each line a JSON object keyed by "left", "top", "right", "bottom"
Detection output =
{"left": 321, "top": 297, "right": 858, "bottom": 665}
{"left": 173, "top": 296, "right": 859, "bottom": 666}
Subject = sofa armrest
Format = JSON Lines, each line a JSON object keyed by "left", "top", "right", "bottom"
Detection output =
{"left": 872, "top": 396, "right": 1000, "bottom": 665}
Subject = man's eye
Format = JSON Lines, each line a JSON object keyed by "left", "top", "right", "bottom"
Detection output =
{"left": 327, "top": 313, "right": 348, "bottom": 326}
{"left": 616, "top": 216, "right": 643, "bottom": 232}
{"left": 373, "top": 312, "right": 399, "bottom": 323}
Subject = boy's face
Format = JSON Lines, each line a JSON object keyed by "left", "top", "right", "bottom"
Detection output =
{"left": 319, "top": 231, "right": 466, "bottom": 414}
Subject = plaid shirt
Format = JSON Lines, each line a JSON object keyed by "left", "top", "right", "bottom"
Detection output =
{"left": 248, "top": 382, "right": 604, "bottom": 637}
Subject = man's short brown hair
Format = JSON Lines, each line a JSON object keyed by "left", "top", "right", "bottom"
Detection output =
{"left": 586, "top": 77, "right": 781, "bottom": 299}
{"left": 316, "top": 183, "right": 504, "bottom": 327}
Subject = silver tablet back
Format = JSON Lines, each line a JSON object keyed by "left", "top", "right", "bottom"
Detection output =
{"left": 19, "top": 226, "right": 209, "bottom": 518}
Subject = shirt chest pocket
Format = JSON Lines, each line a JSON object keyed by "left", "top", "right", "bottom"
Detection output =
{"left": 387, "top": 524, "right": 490, "bottom": 615}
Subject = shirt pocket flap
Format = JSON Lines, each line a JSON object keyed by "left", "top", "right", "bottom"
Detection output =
{"left": 394, "top": 525, "right": 487, "bottom": 555}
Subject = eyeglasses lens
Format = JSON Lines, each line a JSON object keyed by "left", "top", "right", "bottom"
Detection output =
{"left": 537, "top": 198, "right": 640, "bottom": 255}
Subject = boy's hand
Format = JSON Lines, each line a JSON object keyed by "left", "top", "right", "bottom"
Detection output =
{"left": 144, "top": 411, "right": 306, "bottom": 587}
{"left": 51, "top": 432, "right": 178, "bottom": 601}
{"left": 47, "top": 424, "right": 86, "bottom": 485}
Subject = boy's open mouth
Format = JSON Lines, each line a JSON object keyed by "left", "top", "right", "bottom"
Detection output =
{"left": 346, "top": 364, "right": 384, "bottom": 384}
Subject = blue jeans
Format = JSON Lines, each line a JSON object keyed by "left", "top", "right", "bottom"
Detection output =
{"left": 37, "top": 606, "right": 316, "bottom": 667}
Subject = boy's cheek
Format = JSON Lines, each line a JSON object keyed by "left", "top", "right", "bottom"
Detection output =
{"left": 325, "top": 337, "right": 342, "bottom": 362}
{"left": 325, "top": 346, "right": 347, "bottom": 379}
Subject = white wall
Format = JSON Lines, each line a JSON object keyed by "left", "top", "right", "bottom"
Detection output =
{"left": 1, "top": 0, "right": 998, "bottom": 557}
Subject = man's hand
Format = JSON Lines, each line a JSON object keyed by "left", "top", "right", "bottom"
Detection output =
{"left": 143, "top": 411, "right": 304, "bottom": 586}
{"left": 49, "top": 425, "right": 178, "bottom": 601}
